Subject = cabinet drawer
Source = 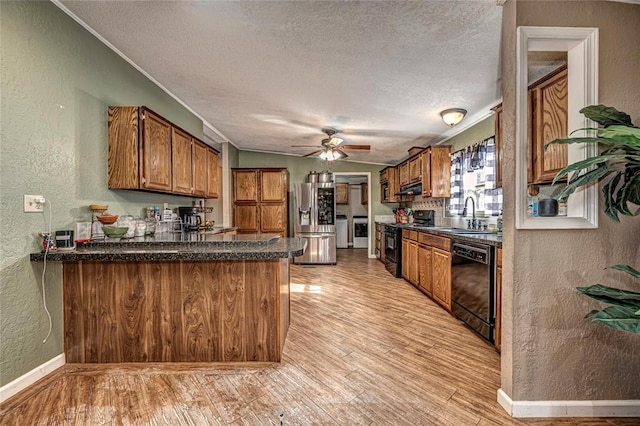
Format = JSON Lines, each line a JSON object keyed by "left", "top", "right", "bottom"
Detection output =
{"left": 402, "top": 229, "right": 418, "bottom": 241}
{"left": 418, "top": 233, "right": 450, "bottom": 251}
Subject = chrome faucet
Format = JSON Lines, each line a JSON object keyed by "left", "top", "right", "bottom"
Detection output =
{"left": 463, "top": 196, "right": 476, "bottom": 229}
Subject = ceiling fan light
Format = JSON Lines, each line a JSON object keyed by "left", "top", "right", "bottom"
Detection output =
{"left": 440, "top": 108, "right": 467, "bottom": 127}
{"left": 329, "top": 137, "right": 344, "bottom": 146}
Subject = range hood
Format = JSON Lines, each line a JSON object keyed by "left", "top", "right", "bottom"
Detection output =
{"left": 395, "top": 182, "right": 422, "bottom": 196}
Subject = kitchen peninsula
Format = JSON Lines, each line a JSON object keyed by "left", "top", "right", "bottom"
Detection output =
{"left": 31, "top": 234, "right": 306, "bottom": 364}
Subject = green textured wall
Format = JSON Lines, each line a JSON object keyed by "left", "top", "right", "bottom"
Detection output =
{"left": 238, "top": 151, "right": 394, "bottom": 247}
{"left": 444, "top": 115, "right": 495, "bottom": 153}
{"left": 0, "top": 1, "right": 206, "bottom": 386}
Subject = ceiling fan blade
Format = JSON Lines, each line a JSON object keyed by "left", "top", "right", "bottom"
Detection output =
{"left": 339, "top": 150, "right": 348, "bottom": 159}
{"left": 341, "top": 145, "right": 371, "bottom": 150}
{"left": 303, "top": 150, "right": 323, "bottom": 157}
{"left": 291, "top": 145, "right": 321, "bottom": 148}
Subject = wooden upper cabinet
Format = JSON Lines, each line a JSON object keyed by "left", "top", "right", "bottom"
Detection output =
{"left": 206, "top": 148, "right": 219, "bottom": 199}
{"left": 399, "top": 162, "right": 410, "bottom": 187}
{"left": 108, "top": 106, "right": 140, "bottom": 189}
{"left": 108, "top": 106, "right": 217, "bottom": 198}
{"left": 421, "top": 146, "right": 451, "bottom": 198}
{"left": 233, "top": 169, "right": 258, "bottom": 202}
{"left": 191, "top": 140, "right": 208, "bottom": 197}
{"left": 260, "top": 169, "right": 287, "bottom": 202}
{"left": 171, "top": 128, "right": 193, "bottom": 194}
{"left": 336, "top": 183, "right": 349, "bottom": 204}
{"left": 361, "top": 183, "right": 368, "bottom": 204}
{"left": 140, "top": 109, "right": 173, "bottom": 192}
{"left": 409, "top": 154, "right": 422, "bottom": 183}
{"left": 492, "top": 103, "right": 503, "bottom": 189}
{"left": 529, "top": 65, "right": 568, "bottom": 185}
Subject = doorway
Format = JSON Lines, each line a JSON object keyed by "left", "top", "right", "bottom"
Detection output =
{"left": 332, "top": 172, "right": 372, "bottom": 257}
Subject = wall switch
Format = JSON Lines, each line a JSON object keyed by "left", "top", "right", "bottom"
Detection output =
{"left": 24, "top": 195, "right": 45, "bottom": 212}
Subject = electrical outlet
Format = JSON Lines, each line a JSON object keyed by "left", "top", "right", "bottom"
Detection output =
{"left": 24, "top": 195, "right": 45, "bottom": 213}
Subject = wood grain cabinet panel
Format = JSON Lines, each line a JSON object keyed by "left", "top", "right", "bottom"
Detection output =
{"left": 260, "top": 169, "right": 287, "bottom": 202}
{"left": 233, "top": 168, "right": 288, "bottom": 236}
{"left": 418, "top": 244, "right": 433, "bottom": 296}
{"left": 108, "top": 106, "right": 219, "bottom": 197}
{"left": 408, "top": 241, "right": 419, "bottom": 286}
{"left": 108, "top": 106, "right": 140, "bottom": 189}
{"left": 260, "top": 204, "right": 286, "bottom": 234}
{"left": 191, "top": 141, "right": 208, "bottom": 197}
{"left": 421, "top": 146, "right": 451, "bottom": 198}
{"left": 141, "top": 109, "right": 172, "bottom": 192}
{"left": 63, "top": 259, "right": 289, "bottom": 363}
{"left": 530, "top": 66, "right": 568, "bottom": 184}
{"left": 234, "top": 204, "right": 259, "bottom": 233}
{"left": 409, "top": 154, "right": 422, "bottom": 183}
{"left": 171, "top": 128, "right": 193, "bottom": 194}
{"left": 399, "top": 162, "right": 410, "bottom": 187}
{"left": 233, "top": 170, "right": 258, "bottom": 202}
{"left": 361, "top": 183, "right": 368, "bottom": 204}
{"left": 432, "top": 248, "right": 452, "bottom": 311}
{"left": 401, "top": 238, "right": 409, "bottom": 281}
{"left": 206, "top": 147, "right": 219, "bottom": 198}
{"left": 336, "top": 183, "right": 349, "bottom": 204}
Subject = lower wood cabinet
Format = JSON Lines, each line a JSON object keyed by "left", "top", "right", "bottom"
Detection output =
{"left": 401, "top": 238, "right": 409, "bottom": 281}
{"left": 260, "top": 204, "right": 287, "bottom": 233}
{"left": 431, "top": 247, "right": 452, "bottom": 311}
{"left": 402, "top": 231, "right": 452, "bottom": 312}
{"left": 417, "top": 244, "right": 432, "bottom": 296}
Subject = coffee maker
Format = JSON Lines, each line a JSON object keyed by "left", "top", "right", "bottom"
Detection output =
{"left": 178, "top": 207, "right": 202, "bottom": 231}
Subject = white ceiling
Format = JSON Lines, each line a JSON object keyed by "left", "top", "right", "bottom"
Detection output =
{"left": 57, "top": 0, "right": 504, "bottom": 165}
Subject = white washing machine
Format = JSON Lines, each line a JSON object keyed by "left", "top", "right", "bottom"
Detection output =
{"left": 336, "top": 215, "right": 348, "bottom": 249}
{"left": 352, "top": 216, "right": 368, "bottom": 248}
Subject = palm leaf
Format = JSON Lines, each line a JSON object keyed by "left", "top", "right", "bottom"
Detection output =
{"left": 587, "top": 305, "right": 640, "bottom": 334}
{"left": 556, "top": 165, "right": 612, "bottom": 199}
{"left": 580, "top": 105, "right": 635, "bottom": 127}
{"left": 598, "top": 125, "right": 640, "bottom": 144}
{"left": 608, "top": 264, "right": 640, "bottom": 279}
{"left": 577, "top": 284, "right": 640, "bottom": 307}
{"left": 552, "top": 156, "right": 624, "bottom": 184}
{"left": 602, "top": 173, "right": 623, "bottom": 220}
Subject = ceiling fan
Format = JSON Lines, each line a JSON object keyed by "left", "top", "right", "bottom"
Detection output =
{"left": 292, "top": 127, "right": 370, "bottom": 161}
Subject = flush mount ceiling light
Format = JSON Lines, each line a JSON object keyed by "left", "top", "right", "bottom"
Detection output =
{"left": 440, "top": 108, "right": 467, "bottom": 127}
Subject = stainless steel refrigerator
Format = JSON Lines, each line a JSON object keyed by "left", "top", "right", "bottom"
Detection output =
{"left": 294, "top": 182, "right": 336, "bottom": 264}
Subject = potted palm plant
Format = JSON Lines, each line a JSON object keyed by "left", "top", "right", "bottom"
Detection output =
{"left": 547, "top": 104, "right": 640, "bottom": 334}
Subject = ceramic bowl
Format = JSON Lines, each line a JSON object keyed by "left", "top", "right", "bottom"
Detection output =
{"left": 90, "top": 204, "right": 109, "bottom": 214}
{"left": 102, "top": 226, "right": 128, "bottom": 239}
{"left": 98, "top": 214, "right": 119, "bottom": 225}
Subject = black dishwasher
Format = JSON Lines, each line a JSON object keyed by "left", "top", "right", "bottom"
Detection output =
{"left": 450, "top": 241, "right": 495, "bottom": 343}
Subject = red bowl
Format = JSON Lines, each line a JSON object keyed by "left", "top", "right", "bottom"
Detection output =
{"left": 98, "top": 214, "right": 118, "bottom": 225}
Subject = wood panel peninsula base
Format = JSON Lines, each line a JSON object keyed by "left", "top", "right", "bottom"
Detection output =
{"left": 31, "top": 234, "right": 306, "bottom": 364}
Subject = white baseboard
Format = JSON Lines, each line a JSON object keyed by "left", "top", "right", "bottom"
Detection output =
{"left": 498, "top": 388, "right": 640, "bottom": 418}
{"left": 0, "top": 354, "right": 65, "bottom": 404}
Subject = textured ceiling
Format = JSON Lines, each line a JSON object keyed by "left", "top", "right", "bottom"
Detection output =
{"left": 58, "top": 0, "right": 504, "bottom": 165}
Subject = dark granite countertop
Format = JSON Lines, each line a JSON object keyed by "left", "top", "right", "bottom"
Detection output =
{"left": 30, "top": 233, "right": 307, "bottom": 262}
{"left": 376, "top": 221, "right": 502, "bottom": 248}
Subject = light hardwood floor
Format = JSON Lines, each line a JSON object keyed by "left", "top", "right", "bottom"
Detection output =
{"left": 1, "top": 249, "right": 636, "bottom": 425}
